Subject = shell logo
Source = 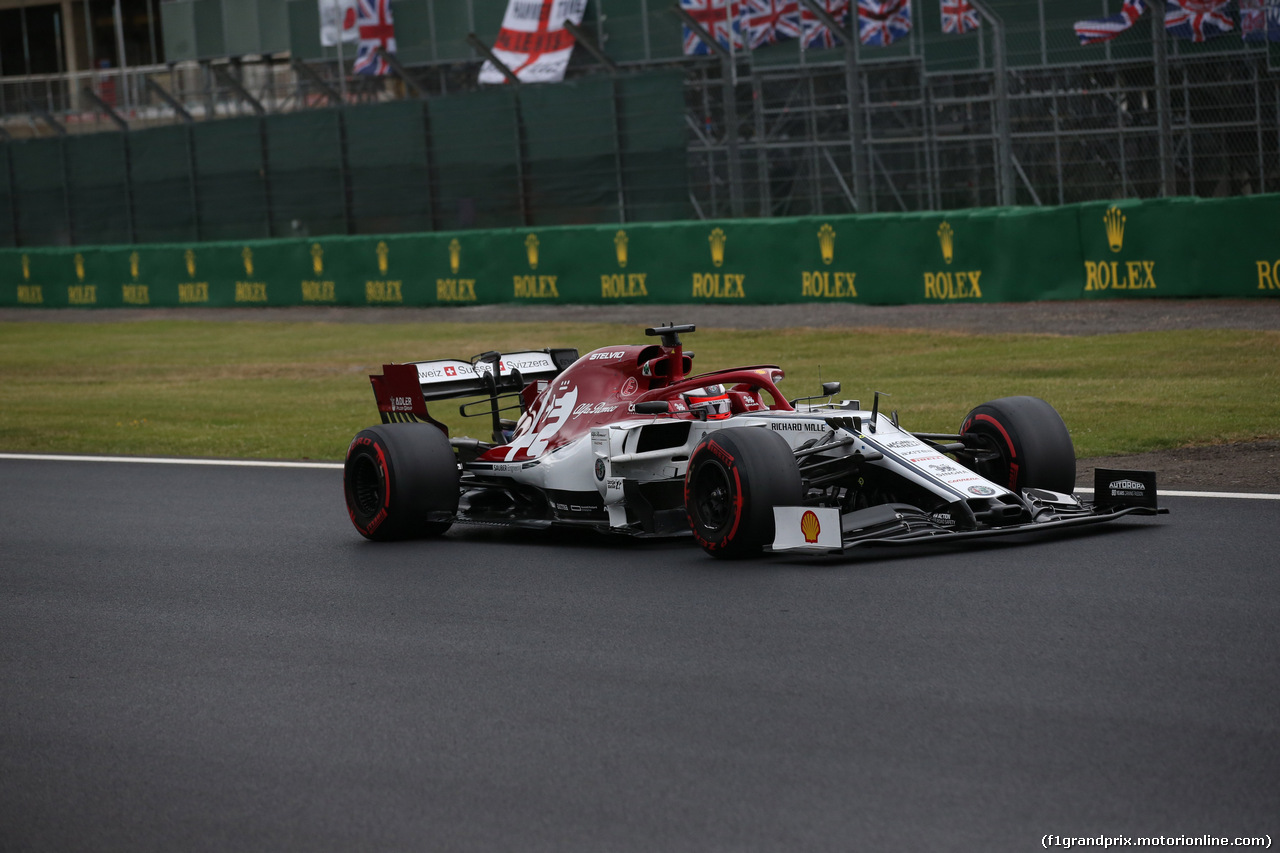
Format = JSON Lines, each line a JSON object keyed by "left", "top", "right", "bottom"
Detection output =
{"left": 800, "top": 510, "right": 821, "bottom": 544}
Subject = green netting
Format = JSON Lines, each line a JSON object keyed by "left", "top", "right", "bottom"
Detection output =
{"left": 429, "top": 88, "right": 523, "bottom": 229}
{"left": 346, "top": 100, "right": 433, "bottom": 234}
{"left": 193, "top": 117, "right": 270, "bottom": 241}
{"left": 10, "top": 138, "right": 69, "bottom": 246}
{"left": 618, "top": 70, "right": 688, "bottom": 222}
{"left": 65, "top": 133, "right": 132, "bottom": 245}
{"left": 425, "top": 0, "right": 471, "bottom": 62}
{"left": 520, "top": 76, "right": 619, "bottom": 226}
{"left": 0, "top": 148, "right": 15, "bottom": 247}
{"left": 266, "top": 109, "right": 348, "bottom": 237}
{"left": 130, "top": 125, "right": 198, "bottom": 244}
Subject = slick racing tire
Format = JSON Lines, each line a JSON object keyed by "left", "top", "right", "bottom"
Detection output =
{"left": 960, "top": 396, "right": 1076, "bottom": 494}
{"left": 344, "top": 423, "right": 460, "bottom": 541}
{"left": 684, "top": 427, "right": 803, "bottom": 559}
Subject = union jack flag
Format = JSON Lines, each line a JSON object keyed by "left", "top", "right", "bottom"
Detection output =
{"left": 743, "top": 0, "right": 801, "bottom": 48}
{"left": 681, "top": 0, "right": 744, "bottom": 55}
{"left": 1240, "top": 0, "right": 1280, "bottom": 41}
{"left": 1164, "top": 0, "right": 1234, "bottom": 42}
{"left": 940, "top": 0, "right": 979, "bottom": 34}
{"left": 1073, "top": 0, "right": 1146, "bottom": 45}
{"left": 799, "top": 0, "right": 849, "bottom": 49}
{"left": 857, "top": 0, "right": 911, "bottom": 47}
{"left": 353, "top": 0, "right": 395, "bottom": 75}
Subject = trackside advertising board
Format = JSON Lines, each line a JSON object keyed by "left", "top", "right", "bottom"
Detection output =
{"left": 2, "top": 195, "right": 1278, "bottom": 308}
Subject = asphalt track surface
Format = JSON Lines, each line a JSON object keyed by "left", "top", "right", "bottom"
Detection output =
{"left": 2, "top": 459, "right": 1277, "bottom": 852}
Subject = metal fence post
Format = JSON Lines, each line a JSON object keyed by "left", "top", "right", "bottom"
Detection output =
{"left": 337, "top": 107, "right": 355, "bottom": 235}
{"left": 3, "top": 143, "right": 19, "bottom": 247}
{"left": 798, "top": 0, "right": 865, "bottom": 210}
{"left": 751, "top": 71, "right": 771, "bottom": 216}
{"left": 721, "top": 57, "right": 744, "bottom": 216}
{"left": 1152, "top": 0, "right": 1173, "bottom": 197}
{"left": 675, "top": 5, "right": 744, "bottom": 217}
{"left": 970, "top": 0, "right": 1013, "bottom": 206}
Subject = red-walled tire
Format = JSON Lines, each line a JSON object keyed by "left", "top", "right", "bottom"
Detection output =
{"left": 344, "top": 423, "right": 459, "bottom": 541}
{"left": 959, "top": 396, "right": 1076, "bottom": 494}
{"left": 684, "top": 427, "right": 803, "bottom": 559}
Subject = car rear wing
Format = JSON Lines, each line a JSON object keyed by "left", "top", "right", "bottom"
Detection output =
{"left": 369, "top": 348, "right": 579, "bottom": 432}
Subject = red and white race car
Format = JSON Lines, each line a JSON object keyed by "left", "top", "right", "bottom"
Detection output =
{"left": 343, "top": 324, "right": 1162, "bottom": 557}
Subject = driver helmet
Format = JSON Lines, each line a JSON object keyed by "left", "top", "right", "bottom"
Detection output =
{"left": 684, "top": 384, "right": 731, "bottom": 420}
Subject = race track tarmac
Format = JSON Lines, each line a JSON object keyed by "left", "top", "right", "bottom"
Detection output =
{"left": 2, "top": 458, "right": 1277, "bottom": 852}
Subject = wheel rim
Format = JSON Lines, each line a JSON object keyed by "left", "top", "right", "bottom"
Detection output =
{"left": 963, "top": 426, "right": 1015, "bottom": 489}
{"left": 350, "top": 453, "right": 385, "bottom": 518}
{"left": 693, "top": 460, "right": 734, "bottom": 534}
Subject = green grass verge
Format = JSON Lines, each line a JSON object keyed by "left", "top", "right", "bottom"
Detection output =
{"left": 1, "top": 320, "right": 1276, "bottom": 461}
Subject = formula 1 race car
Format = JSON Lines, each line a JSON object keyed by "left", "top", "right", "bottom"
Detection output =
{"left": 343, "top": 324, "right": 1164, "bottom": 557}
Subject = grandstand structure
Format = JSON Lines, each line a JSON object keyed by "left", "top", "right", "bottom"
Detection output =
{"left": 0, "top": 0, "right": 1276, "bottom": 246}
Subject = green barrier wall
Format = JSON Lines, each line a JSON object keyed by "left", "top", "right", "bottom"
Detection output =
{"left": 2, "top": 195, "right": 1278, "bottom": 309}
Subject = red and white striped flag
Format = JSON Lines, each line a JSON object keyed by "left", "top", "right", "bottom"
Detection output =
{"left": 479, "top": 0, "right": 589, "bottom": 85}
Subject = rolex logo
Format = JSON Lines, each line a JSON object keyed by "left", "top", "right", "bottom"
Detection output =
{"left": 74, "top": 253, "right": 85, "bottom": 282}
{"left": 242, "top": 247, "right": 254, "bottom": 277}
{"left": 449, "top": 238, "right": 461, "bottom": 274}
{"left": 1104, "top": 206, "right": 1126, "bottom": 253}
{"left": 129, "top": 251, "right": 140, "bottom": 280}
{"left": 709, "top": 227, "right": 727, "bottom": 268}
{"left": 376, "top": 241, "right": 389, "bottom": 274}
{"left": 311, "top": 243, "right": 324, "bottom": 274}
{"left": 185, "top": 249, "right": 196, "bottom": 277}
{"left": 937, "top": 222, "right": 954, "bottom": 265}
{"left": 525, "top": 234, "right": 540, "bottom": 270}
{"left": 818, "top": 224, "right": 835, "bottom": 265}
{"left": 614, "top": 230, "right": 628, "bottom": 269}
{"left": 21, "top": 254, "right": 30, "bottom": 281}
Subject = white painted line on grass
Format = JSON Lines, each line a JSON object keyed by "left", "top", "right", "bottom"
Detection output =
{"left": 0, "top": 452, "right": 343, "bottom": 470}
{"left": 2, "top": 453, "right": 1277, "bottom": 499}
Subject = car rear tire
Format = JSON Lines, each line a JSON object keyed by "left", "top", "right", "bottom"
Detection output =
{"left": 684, "top": 427, "right": 803, "bottom": 559}
{"left": 344, "top": 423, "right": 460, "bottom": 541}
{"left": 959, "top": 396, "right": 1075, "bottom": 493}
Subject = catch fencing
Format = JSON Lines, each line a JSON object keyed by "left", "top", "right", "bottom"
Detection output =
{"left": 0, "top": 71, "right": 687, "bottom": 248}
{"left": 0, "top": 1, "right": 1277, "bottom": 245}
{"left": 3, "top": 194, "right": 1278, "bottom": 308}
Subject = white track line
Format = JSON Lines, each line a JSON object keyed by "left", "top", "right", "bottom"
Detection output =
{"left": 0, "top": 452, "right": 343, "bottom": 470}
{"left": 2, "top": 452, "right": 1277, "bottom": 500}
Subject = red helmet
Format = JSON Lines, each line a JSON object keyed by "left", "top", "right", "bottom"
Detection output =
{"left": 684, "top": 384, "right": 731, "bottom": 420}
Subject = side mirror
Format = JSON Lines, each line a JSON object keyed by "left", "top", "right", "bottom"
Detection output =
{"left": 821, "top": 381, "right": 841, "bottom": 396}
{"left": 634, "top": 401, "right": 670, "bottom": 414}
